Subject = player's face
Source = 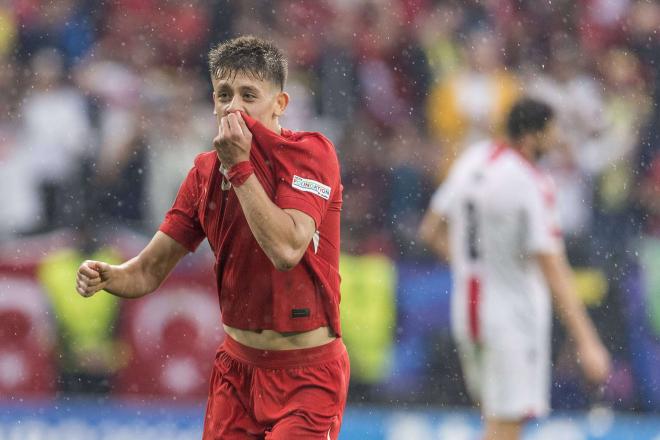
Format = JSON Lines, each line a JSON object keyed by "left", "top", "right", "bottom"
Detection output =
{"left": 211, "top": 71, "right": 288, "bottom": 132}
{"left": 535, "top": 120, "right": 559, "bottom": 157}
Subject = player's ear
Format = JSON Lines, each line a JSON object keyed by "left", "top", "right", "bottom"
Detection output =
{"left": 273, "top": 91, "right": 289, "bottom": 117}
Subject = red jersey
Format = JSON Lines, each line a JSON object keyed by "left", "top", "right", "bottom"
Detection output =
{"left": 159, "top": 115, "right": 343, "bottom": 335}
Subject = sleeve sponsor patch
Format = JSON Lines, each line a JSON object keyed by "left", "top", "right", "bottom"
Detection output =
{"left": 291, "top": 175, "right": 331, "bottom": 200}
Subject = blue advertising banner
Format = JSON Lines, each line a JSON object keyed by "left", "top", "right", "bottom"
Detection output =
{"left": 0, "top": 400, "right": 659, "bottom": 439}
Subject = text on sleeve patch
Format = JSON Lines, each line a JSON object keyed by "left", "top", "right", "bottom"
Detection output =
{"left": 291, "top": 175, "right": 331, "bottom": 200}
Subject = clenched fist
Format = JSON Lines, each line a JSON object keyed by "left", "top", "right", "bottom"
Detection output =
{"left": 76, "top": 260, "right": 112, "bottom": 297}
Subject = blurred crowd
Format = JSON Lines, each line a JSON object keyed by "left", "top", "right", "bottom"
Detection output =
{"left": 1, "top": 0, "right": 660, "bottom": 409}
{"left": 2, "top": 0, "right": 659, "bottom": 257}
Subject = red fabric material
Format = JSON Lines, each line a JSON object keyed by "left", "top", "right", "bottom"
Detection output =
{"left": 226, "top": 160, "right": 255, "bottom": 187}
{"left": 159, "top": 114, "right": 343, "bottom": 335}
{"left": 203, "top": 336, "right": 350, "bottom": 440}
{"left": 468, "top": 276, "right": 481, "bottom": 342}
{"left": 223, "top": 333, "right": 346, "bottom": 368}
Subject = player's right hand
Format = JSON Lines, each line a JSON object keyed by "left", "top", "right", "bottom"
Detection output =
{"left": 76, "top": 260, "right": 112, "bottom": 298}
{"left": 213, "top": 111, "right": 252, "bottom": 168}
{"left": 577, "top": 339, "right": 612, "bottom": 384}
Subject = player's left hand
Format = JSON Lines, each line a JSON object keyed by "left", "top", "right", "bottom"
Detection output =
{"left": 213, "top": 111, "right": 252, "bottom": 168}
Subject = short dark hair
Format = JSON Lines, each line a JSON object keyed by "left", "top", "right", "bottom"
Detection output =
{"left": 506, "top": 98, "right": 555, "bottom": 141}
{"left": 208, "top": 36, "right": 288, "bottom": 90}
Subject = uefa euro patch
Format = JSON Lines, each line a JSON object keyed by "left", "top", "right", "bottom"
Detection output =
{"left": 292, "top": 175, "right": 331, "bottom": 200}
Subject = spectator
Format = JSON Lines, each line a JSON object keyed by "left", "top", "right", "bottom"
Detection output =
{"left": 0, "top": 61, "right": 39, "bottom": 238}
{"left": 19, "top": 48, "right": 91, "bottom": 232}
{"left": 426, "top": 28, "right": 520, "bottom": 180}
{"left": 144, "top": 69, "right": 213, "bottom": 228}
{"left": 524, "top": 38, "right": 603, "bottom": 260}
{"left": 37, "top": 224, "right": 122, "bottom": 393}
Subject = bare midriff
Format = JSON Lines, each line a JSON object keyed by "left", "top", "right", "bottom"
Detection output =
{"left": 223, "top": 325, "right": 337, "bottom": 350}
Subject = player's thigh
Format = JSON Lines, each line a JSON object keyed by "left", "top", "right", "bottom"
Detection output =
{"left": 481, "top": 340, "right": 549, "bottom": 420}
{"left": 203, "top": 350, "right": 263, "bottom": 440}
{"left": 259, "top": 351, "right": 349, "bottom": 440}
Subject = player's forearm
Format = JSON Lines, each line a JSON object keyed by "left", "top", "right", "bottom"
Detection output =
{"left": 100, "top": 231, "right": 187, "bottom": 298}
{"left": 421, "top": 232, "right": 450, "bottom": 262}
{"left": 422, "top": 236, "right": 450, "bottom": 262}
{"left": 233, "top": 175, "right": 309, "bottom": 270}
{"left": 103, "top": 256, "right": 163, "bottom": 298}
{"left": 418, "top": 211, "right": 451, "bottom": 262}
{"left": 537, "top": 253, "right": 601, "bottom": 346}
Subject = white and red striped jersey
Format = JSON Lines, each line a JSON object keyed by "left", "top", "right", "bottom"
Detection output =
{"left": 430, "top": 140, "right": 563, "bottom": 346}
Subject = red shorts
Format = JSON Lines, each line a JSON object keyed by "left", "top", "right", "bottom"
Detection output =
{"left": 202, "top": 335, "right": 350, "bottom": 440}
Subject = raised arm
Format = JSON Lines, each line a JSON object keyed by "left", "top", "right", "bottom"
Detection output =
{"left": 234, "top": 179, "right": 316, "bottom": 271}
{"left": 536, "top": 251, "right": 611, "bottom": 383}
{"left": 76, "top": 231, "right": 189, "bottom": 299}
{"left": 215, "top": 112, "right": 315, "bottom": 271}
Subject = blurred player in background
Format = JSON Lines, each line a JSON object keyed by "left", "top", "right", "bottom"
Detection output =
{"left": 419, "top": 98, "right": 611, "bottom": 440}
{"left": 76, "top": 36, "right": 349, "bottom": 440}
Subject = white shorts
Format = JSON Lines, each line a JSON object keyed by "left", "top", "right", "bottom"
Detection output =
{"left": 455, "top": 336, "right": 551, "bottom": 420}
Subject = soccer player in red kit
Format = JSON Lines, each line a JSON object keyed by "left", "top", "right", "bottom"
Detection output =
{"left": 76, "top": 36, "right": 349, "bottom": 440}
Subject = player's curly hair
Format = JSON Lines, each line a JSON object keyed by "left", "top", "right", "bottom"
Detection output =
{"left": 506, "top": 98, "right": 555, "bottom": 141}
{"left": 208, "top": 36, "right": 288, "bottom": 91}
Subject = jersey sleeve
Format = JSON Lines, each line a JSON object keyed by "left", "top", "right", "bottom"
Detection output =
{"left": 429, "top": 179, "right": 454, "bottom": 216}
{"left": 429, "top": 166, "right": 461, "bottom": 216}
{"left": 272, "top": 135, "right": 340, "bottom": 228}
{"left": 159, "top": 163, "right": 206, "bottom": 252}
{"left": 522, "top": 177, "right": 563, "bottom": 255}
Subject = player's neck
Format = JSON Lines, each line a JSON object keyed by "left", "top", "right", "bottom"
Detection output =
{"left": 265, "top": 119, "right": 282, "bottom": 135}
{"left": 515, "top": 143, "right": 538, "bottom": 165}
